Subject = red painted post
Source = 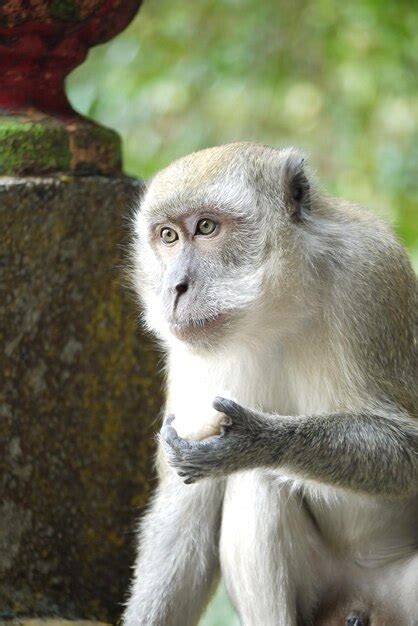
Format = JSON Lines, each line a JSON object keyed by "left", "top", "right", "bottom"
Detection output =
{"left": 0, "top": 0, "right": 142, "bottom": 175}
{"left": 0, "top": 0, "right": 141, "bottom": 116}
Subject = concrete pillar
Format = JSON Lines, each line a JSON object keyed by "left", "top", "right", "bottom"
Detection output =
{"left": 0, "top": 2, "right": 160, "bottom": 623}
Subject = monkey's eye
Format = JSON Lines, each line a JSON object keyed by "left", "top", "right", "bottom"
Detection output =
{"left": 196, "top": 218, "right": 217, "bottom": 236}
{"left": 160, "top": 227, "right": 179, "bottom": 245}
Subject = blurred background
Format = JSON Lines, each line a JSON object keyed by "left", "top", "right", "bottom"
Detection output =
{"left": 67, "top": 1, "right": 417, "bottom": 623}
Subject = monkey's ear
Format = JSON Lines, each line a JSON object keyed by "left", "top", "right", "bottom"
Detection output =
{"left": 283, "top": 154, "right": 311, "bottom": 222}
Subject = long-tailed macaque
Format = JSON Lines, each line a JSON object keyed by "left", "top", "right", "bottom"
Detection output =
{"left": 123, "top": 143, "right": 417, "bottom": 626}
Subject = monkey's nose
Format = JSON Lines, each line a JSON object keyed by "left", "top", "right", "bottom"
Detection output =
{"left": 175, "top": 281, "right": 188, "bottom": 296}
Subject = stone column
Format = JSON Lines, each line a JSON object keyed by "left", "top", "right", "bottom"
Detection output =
{"left": 0, "top": 3, "right": 161, "bottom": 623}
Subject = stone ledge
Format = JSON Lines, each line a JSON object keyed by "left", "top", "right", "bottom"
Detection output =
{"left": 0, "top": 621, "right": 111, "bottom": 626}
{"left": 0, "top": 116, "right": 122, "bottom": 177}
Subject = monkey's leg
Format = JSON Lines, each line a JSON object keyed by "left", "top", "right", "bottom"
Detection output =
{"left": 374, "top": 553, "right": 418, "bottom": 625}
{"left": 220, "top": 471, "right": 326, "bottom": 626}
{"left": 313, "top": 554, "right": 418, "bottom": 626}
{"left": 123, "top": 472, "right": 225, "bottom": 626}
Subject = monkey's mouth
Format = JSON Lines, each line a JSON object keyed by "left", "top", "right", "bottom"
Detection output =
{"left": 169, "top": 312, "right": 229, "bottom": 339}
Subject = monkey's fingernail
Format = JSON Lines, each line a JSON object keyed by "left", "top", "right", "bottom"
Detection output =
{"left": 162, "top": 425, "right": 175, "bottom": 439}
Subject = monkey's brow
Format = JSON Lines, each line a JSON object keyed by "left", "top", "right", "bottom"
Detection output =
{"left": 147, "top": 200, "right": 235, "bottom": 222}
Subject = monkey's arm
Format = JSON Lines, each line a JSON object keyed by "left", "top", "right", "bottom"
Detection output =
{"left": 162, "top": 398, "right": 417, "bottom": 498}
{"left": 123, "top": 467, "right": 224, "bottom": 626}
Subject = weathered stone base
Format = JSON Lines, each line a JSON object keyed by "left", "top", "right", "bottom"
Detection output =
{"left": 0, "top": 176, "right": 161, "bottom": 622}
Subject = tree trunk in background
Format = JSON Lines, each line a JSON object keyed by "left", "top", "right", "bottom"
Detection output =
{"left": 0, "top": 2, "right": 161, "bottom": 623}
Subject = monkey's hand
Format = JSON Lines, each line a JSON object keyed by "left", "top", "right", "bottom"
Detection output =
{"left": 161, "top": 397, "right": 275, "bottom": 483}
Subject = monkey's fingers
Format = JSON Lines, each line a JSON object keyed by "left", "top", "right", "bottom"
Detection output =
{"left": 163, "top": 414, "right": 176, "bottom": 428}
{"left": 161, "top": 424, "right": 202, "bottom": 458}
{"left": 213, "top": 397, "right": 243, "bottom": 419}
{"left": 178, "top": 471, "right": 204, "bottom": 484}
{"left": 161, "top": 415, "right": 185, "bottom": 450}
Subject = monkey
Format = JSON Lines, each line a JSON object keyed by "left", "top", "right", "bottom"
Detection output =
{"left": 123, "top": 143, "right": 417, "bottom": 626}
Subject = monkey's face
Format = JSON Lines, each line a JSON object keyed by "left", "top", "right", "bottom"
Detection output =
{"left": 133, "top": 143, "right": 312, "bottom": 350}
{"left": 137, "top": 206, "right": 265, "bottom": 349}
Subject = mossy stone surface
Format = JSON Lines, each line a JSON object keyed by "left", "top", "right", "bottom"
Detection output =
{"left": 0, "top": 116, "right": 122, "bottom": 176}
{"left": 0, "top": 176, "right": 161, "bottom": 622}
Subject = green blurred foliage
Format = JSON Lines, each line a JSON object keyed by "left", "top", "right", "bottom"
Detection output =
{"left": 68, "top": 2, "right": 417, "bottom": 622}
{"left": 68, "top": 0, "right": 417, "bottom": 267}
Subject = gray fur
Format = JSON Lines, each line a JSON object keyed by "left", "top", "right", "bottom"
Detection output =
{"left": 162, "top": 398, "right": 417, "bottom": 496}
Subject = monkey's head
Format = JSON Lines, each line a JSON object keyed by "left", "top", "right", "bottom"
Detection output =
{"left": 132, "top": 142, "right": 319, "bottom": 351}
